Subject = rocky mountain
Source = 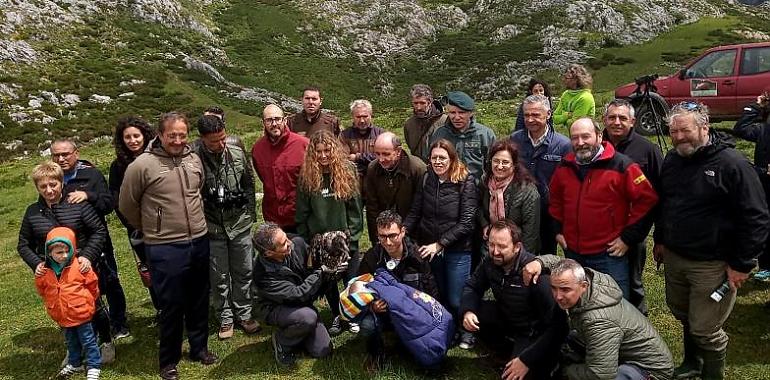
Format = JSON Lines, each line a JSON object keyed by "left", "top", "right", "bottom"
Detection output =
{"left": 0, "top": 0, "right": 768, "bottom": 160}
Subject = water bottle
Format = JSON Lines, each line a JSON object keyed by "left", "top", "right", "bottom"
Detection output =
{"left": 710, "top": 280, "right": 731, "bottom": 302}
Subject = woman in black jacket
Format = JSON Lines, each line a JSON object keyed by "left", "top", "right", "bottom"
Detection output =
{"left": 404, "top": 139, "right": 478, "bottom": 346}
{"left": 108, "top": 116, "right": 159, "bottom": 311}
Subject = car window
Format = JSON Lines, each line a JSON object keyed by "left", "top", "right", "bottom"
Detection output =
{"left": 686, "top": 49, "right": 737, "bottom": 78}
{"left": 741, "top": 46, "right": 770, "bottom": 75}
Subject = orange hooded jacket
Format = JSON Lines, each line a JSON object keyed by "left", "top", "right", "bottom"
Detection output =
{"left": 34, "top": 226, "right": 99, "bottom": 327}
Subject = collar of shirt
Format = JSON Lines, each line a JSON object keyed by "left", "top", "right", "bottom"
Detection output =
{"left": 528, "top": 125, "right": 549, "bottom": 147}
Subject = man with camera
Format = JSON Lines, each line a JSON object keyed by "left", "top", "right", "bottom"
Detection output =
{"left": 733, "top": 92, "right": 770, "bottom": 283}
{"left": 194, "top": 114, "right": 260, "bottom": 340}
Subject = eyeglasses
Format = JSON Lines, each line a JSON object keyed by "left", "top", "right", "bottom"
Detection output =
{"left": 491, "top": 159, "right": 512, "bottom": 168}
{"left": 51, "top": 151, "right": 75, "bottom": 159}
{"left": 430, "top": 156, "right": 449, "bottom": 163}
{"left": 263, "top": 117, "right": 284, "bottom": 125}
{"left": 377, "top": 232, "right": 401, "bottom": 242}
{"left": 163, "top": 133, "right": 188, "bottom": 142}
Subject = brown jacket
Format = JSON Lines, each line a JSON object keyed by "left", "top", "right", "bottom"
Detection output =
{"left": 403, "top": 101, "right": 447, "bottom": 162}
{"left": 119, "top": 138, "right": 208, "bottom": 244}
{"left": 364, "top": 151, "right": 427, "bottom": 241}
{"left": 287, "top": 110, "right": 340, "bottom": 137}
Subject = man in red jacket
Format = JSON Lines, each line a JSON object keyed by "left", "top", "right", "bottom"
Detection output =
{"left": 549, "top": 117, "right": 658, "bottom": 299}
{"left": 252, "top": 104, "right": 310, "bottom": 233}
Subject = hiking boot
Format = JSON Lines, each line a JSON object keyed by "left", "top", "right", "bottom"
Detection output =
{"left": 701, "top": 349, "right": 726, "bottom": 380}
{"left": 113, "top": 326, "right": 131, "bottom": 340}
{"left": 458, "top": 331, "right": 475, "bottom": 350}
{"left": 348, "top": 322, "right": 360, "bottom": 334}
{"left": 190, "top": 350, "right": 218, "bottom": 365}
{"left": 86, "top": 368, "right": 100, "bottom": 380}
{"left": 753, "top": 269, "right": 770, "bottom": 282}
{"left": 57, "top": 364, "right": 84, "bottom": 378}
{"left": 236, "top": 319, "right": 261, "bottom": 334}
{"left": 100, "top": 342, "right": 116, "bottom": 364}
{"left": 271, "top": 331, "right": 296, "bottom": 367}
{"left": 328, "top": 316, "right": 343, "bottom": 336}
{"left": 159, "top": 364, "right": 178, "bottom": 380}
{"left": 674, "top": 329, "right": 702, "bottom": 379}
{"left": 218, "top": 323, "right": 234, "bottom": 340}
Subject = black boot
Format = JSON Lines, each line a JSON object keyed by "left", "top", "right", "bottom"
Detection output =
{"left": 674, "top": 328, "right": 702, "bottom": 379}
{"left": 700, "top": 348, "right": 726, "bottom": 380}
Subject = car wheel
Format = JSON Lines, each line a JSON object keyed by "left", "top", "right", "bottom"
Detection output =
{"left": 632, "top": 96, "right": 670, "bottom": 136}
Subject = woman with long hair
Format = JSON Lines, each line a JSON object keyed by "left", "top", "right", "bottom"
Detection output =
{"left": 478, "top": 139, "right": 541, "bottom": 253}
{"left": 108, "top": 116, "right": 160, "bottom": 312}
{"left": 515, "top": 78, "right": 554, "bottom": 132}
{"left": 295, "top": 130, "right": 364, "bottom": 336}
{"left": 552, "top": 64, "right": 596, "bottom": 129}
{"left": 404, "top": 138, "right": 478, "bottom": 348}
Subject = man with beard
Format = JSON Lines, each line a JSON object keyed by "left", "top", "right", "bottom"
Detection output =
{"left": 403, "top": 84, "right": 447, "bottom": 162}
{"left": 602, "top": 99, "right": 664, "bottom": 315}
{"left": 364, "top": 132, "right": 426, "bottom": 244}
{"left": 252, "top": 104, "right": 310, "bottom": 233}
{"left": 287, "top": 86, "right": 340, "bottom": 138}
{"left": 340, "top": 99, "right": 385, "bottom": 197}
{"left": 655, "top": 102, "right": 769, "bottom": 380}
{"left": 548, "top": 118, "right": 658, "bottom": 300}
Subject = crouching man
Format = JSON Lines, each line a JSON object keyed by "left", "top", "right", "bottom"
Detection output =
{"left": 460, "top": 220, "right": 568, "bottom": 380}
{"left": 252, "top": 223, "right": 346, "bottom": 366}
{"left": 356, "top": 210, "right": 439, "bottom": 372}
{"left": 526, "top": 257, "right": 674, "bottom": 380}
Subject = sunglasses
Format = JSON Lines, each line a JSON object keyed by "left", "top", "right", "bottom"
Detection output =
{"left": 676, "top": 101, "right": 705, "bottom": 112}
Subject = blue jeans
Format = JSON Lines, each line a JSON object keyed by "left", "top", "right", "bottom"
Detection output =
{"left": 566, "top": 250, "right": 630, "bottom": 300}
{"left": 430, "top": 250, "right": 471, "bottom": 317}
{"left": 64, "top": 323, "right": 101, "bottom": 369}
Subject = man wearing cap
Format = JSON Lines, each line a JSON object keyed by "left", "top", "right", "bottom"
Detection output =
{"left": 429, "top": 91, "right": 496, "bottom": 182}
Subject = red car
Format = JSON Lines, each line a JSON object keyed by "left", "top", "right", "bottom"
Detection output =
{"left": 615, "top": 42, "right": 770, "bottom": 135}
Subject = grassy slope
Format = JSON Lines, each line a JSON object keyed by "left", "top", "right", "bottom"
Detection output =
{"left": 2, "top": 9, "right": 770, "bottom": 380}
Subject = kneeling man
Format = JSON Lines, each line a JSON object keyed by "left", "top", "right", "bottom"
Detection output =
{"left": 252, "top": 223, "right": 346, "bottom": 366}
{"left": 356, "top": 210, "right": 439, "bottom": 370}
{"left": 460, "top": 220, "right": 568, "bottom": 380}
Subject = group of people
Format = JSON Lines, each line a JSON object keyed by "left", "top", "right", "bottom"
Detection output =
{"left": 16, "top": 62, "right": 770, "bottom": 380}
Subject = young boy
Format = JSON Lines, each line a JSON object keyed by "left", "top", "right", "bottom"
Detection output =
{"left": 35, "top": 226, "right": 101, "bottom": 379}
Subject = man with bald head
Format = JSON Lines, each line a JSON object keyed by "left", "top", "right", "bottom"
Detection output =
{"left": 548, "top": 117, "right": 658, "bottom": 300}
{"left": 252, "top": 104, "right": 310, "bottom": 233}
{"left": 364, "top": 132, "right": 427, "bottom": 244}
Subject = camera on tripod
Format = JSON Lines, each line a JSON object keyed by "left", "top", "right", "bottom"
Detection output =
{"left": 205, "top": 184, "right": 248, "bottom": 209}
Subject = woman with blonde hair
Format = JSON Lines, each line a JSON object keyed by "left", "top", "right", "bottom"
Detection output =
{"left": 404, "top": 138, "right": 479, "bottom": 348}
{"left": 295, "top": 130, "right": 364, "bottom": 336}
{"left": 552, "top": 63, "right": 595, "bottom": 128}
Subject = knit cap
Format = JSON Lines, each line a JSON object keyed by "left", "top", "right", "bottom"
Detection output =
{"left": 339, "top": 273, "right": 376, "bottom": 321}
{"left": 45, "top": 226, "right": 77, "bottom": 275}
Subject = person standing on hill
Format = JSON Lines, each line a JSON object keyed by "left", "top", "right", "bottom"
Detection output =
{"left": 403, "top": 84, "right": 447, "bottom": 162}
{"left": 252, "top": 104, "right": 309, "bottom": 233}
{"left": 120, "top": 112, "right": 217, "bottom": 380}
{"left": 193, "top": 114, "right": 260, "bottom": 340}
{"left": 552, "top": 64, "right": 595, "bottom": 129}
{"left": 287, "top": 86, "right": 340, "bottom": 138}
{"left": 340, "top": 99, "right": 385, "bottom": 199}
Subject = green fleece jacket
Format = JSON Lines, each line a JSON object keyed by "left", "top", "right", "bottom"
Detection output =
{"left": 539, "top": 255, "right": 674, "bottom": 380}
{"left": 553, "top": 89, "right": 595, "bottom": 128}
{"left": 295, "top": 171, "right": 363, "bottom": 252}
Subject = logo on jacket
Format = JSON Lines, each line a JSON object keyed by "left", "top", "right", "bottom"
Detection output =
{"left": 413, "top": 290, "right": 444, "bottom": 322}
{"left": 633, "top": 174, "right": 648, "bottom": 185}
{"left": 705, "top": 170, "right": 715, "bottom": 177}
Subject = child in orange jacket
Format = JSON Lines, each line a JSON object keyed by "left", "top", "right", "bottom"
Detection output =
{"left": 35, "top": 226, "right": 101, "bottom": 380}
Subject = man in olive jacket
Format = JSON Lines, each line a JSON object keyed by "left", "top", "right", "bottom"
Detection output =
{"left": 119, "top": 112, "right": 216, "bottom": 380}
{"left": 526, "top": 256, "right": 673, "bottom": 380}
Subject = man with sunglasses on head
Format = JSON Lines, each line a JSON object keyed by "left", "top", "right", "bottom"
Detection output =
{"left": 193, "top": 114, "right": 259, "bottom": 340}
{"left": 253, "top": 222, "right": 340, "bottom": 367}
{"left": 356, "top": 210, "right": 438, "bottom": 372}
{"left": 252, "top": 104, "right": 310, "bottom": 234}
{"left": 655, "top": 102, "right": 769, "bottom": 380}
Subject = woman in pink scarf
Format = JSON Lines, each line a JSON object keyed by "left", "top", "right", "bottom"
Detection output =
{"left": 478, "top": 139, "right": 541, "bottom": 253}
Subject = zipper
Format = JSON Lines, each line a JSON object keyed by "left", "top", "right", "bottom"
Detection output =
{"left": 156, "top": 207, "right": 163, "bottom": 234}
{"left": 174, "top": 164, "right": 193, "bottom": 238}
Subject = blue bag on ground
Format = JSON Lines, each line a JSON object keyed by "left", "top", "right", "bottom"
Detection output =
{"left": 367, "top": 268, "right": 454, "bottom": 367}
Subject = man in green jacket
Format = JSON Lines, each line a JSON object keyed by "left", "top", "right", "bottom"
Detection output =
{"left": 194, "top": 114, "right": 260, "bottom": 340}
{"left": 429, "top": 91, "right": 496, "bottom": 182}
{"left": 527, "top": 256, "right": 673, "bottom": 380}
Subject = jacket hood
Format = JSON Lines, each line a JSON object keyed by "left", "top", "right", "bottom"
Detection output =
{"left": 146, "top": 136, "right": 192, "bottom": 158}
{"left": 571, "top": 268, "right": 622, "bottom": 314}
{"left": 45, "top": 226, "right": 77, "bottom": 275}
